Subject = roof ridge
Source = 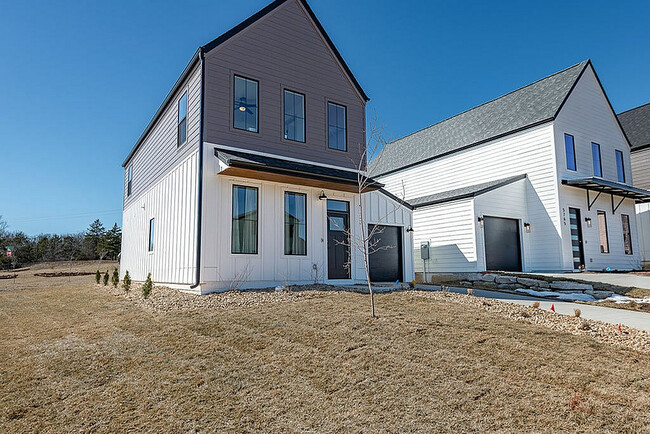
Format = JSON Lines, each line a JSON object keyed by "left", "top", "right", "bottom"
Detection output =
{"left": 618, "top": 102, "right": 650, "bottom": 116}
{"left": 391, "top": 60, "right": 589, "bottom": 145}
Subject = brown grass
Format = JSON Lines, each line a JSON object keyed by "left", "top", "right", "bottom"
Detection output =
{"left": 0, "top": 262, "right": 649, "bottom": 432}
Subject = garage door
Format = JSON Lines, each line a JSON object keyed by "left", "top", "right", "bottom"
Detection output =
{"left": 368, "top": 225, "right": 403, "bottom": 282}
{"left": 484, "top": 217, "right": 522, "bottom": 272}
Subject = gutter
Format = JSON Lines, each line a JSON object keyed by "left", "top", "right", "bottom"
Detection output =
{"left": 190, "top": 47, "right": 206, "bottom": 290}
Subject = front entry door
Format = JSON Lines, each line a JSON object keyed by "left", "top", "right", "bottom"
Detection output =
{"left": 568, "top": 207, "right": 585, "bottom": 270}
{"left": 327, "top": 200, "right": 350, "bottom": 279}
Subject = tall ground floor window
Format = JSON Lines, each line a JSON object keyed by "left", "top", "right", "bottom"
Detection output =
{"left": 622, "top": 214, "right": 633, "bottom": 255}
{"left": 232, "top": 185, "right": 258, "bottom": 254}
{"left": 284, "top": 192, "right": 306, "bottom": 255}
{"left": 597, "top": 211, "right": 609, "bottom": 253}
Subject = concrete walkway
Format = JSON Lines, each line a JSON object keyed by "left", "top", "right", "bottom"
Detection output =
{"left": 537, "top": 272, "right": 650, "bottom": 290}
{"left": 416, "top": 285, "right": 650, "bottom": 332}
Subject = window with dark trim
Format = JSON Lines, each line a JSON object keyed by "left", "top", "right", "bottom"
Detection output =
{"left": 231, "top": 185, "right": 258, "bottom": 254}
{"left": 591, "top": 143, "right": 602, "bottom": 177}
{"left": 127, "top": 165, "right": 133, "bottom": 197}
{"left": 564, "top": 134, "right": 576, "bottom": 171}
{"left": 284, "top": 90, "right": 305, "bottom": 142}
{"left": 233, "top": 76, "right": 258, "bottom": 132}
{"left": 597, "top": 211, "right": 609, "bottom": 253}
{"left": 328, "top": 102, "right": 347, "bottom": 151}
{"left": 148, "top": 218, "right": 155, "bottom": 252}
{"left": 622, "top": 214, "right": 633, "bottom": 255}
{"left": 177, "top": 92, "right": 187, "bottom": 146}
{"left": 615, "top": 150, "right": 626, "bottom": 183}
{"left": 284, "top": 192, "right": 307, "bottom": 255}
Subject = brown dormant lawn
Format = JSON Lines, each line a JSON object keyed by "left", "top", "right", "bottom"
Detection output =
{"left": 1, "top": 263, "right": 649, "bottom": 432}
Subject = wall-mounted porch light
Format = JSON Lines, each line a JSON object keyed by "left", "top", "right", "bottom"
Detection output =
{"left": 585, "top": 217, "right": 592, "bottom": 227}
{"left": 477, "top": 216, "right": 484, "bottom": 227}
{"left": 318, "top": 191, "right": 328, "bottom": 200}
{"left": 523, "top": 222, "right": 531, "bottom": 233}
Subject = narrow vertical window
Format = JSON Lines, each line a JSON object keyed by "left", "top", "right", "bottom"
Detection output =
{"left": 148, "top": 218, "right": 155, "bottom": 252}
{"left": 284, "top": 90, "right": 305, "bottom": 142}
{"left": 597, "top": 211, "right": 609, "bottom": 253}
{"left": 622, "top": 214, "right": 633, "bottom": 255}
{"left": 284, "top": 192, "right": 307, "bottom": 255}
{"left": 591, "top": 143, "right": 602, "bottom": 177}
{"left": 328, "top": 102, "right": 347, "bottom": 151}
{"left": 177, "top": 92, "right": 187, "bottom": 146}
{"left": 615, "top": 150, "right": 626, "bottom": 182}
{"left": 233, "top": 76, "right": 258, "bottom": 132}
{"left": 232, "top": 185, "right": 258, "bottom": 254}
{"left": 127, "top": 165, "right": 133, "bottom": 197}
{"left": 564, "top": 134, "right": 576, "bottom": 171}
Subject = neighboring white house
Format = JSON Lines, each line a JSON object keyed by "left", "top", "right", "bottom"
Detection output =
{"left": 120, "top": 0, "right": 414, "bottom": 294}
{"left": 371, "top": 60, "right": 649, "bottom": 278}
{"left": 619, "top": 103, "right": 650, "bottom": 268}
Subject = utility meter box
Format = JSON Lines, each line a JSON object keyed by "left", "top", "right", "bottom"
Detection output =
{"left": 420, "top": 241, "right": 430, "bottom": 260}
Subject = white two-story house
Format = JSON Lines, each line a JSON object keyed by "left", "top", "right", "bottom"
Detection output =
{"left": 371, "top": 60, "right": 649, "bottom": 278}
{"left": 120, "top": 0, "right": 414, "bottom": 294}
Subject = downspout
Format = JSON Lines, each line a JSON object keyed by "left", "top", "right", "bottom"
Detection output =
{"left": 190, "top": 47, "right": 206, "bottom": 290}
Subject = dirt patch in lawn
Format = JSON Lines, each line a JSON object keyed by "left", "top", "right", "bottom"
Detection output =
{"left": 583, "top": 300, "right": 650, "bottom": 313}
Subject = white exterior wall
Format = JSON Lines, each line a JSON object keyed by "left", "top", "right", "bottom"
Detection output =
{"left": 636, "top": 203, "right": 650, "bottom": 266}
{"left": 553, "top": 65, "right": 640, "bottom": 270}
{"left": 120, "top": 151, "right": 199, "bottom": 284}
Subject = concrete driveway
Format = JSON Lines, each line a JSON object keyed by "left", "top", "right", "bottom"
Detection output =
{"left": 417, "top": 285, "right": 650, "bottom": 332}
{"left": 538, "top": 272, "right": 650, "bottom": 290}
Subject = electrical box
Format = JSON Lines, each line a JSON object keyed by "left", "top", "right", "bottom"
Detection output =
{"left": 420, "top": 241, "right": 430, "bottom": 260}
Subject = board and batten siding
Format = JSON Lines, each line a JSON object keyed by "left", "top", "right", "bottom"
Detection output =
{"left": 379, "top": 123, "right": 563, "bottom": 271}
{"left": 120, "top": 151, "right": 199, "bottom": 285}
{"left": 203, "top": 0, "right": 366, "bottom": 171}
{"left": 631, "top": 147, "right": 650, "bottom": 190}
{"left": 123, "top": 64, "right": 202, "bottom": 208}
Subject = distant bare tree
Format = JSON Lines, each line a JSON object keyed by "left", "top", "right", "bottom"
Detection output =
{"left": 0, "top": 216, "right": 7, "bottom": 238}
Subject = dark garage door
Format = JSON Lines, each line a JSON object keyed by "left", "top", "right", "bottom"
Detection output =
{"left": 484, "top": 217, "right": 522, "bottom": 272}
{"left": 368, "top": 225, "right": 403, "bottom": 282}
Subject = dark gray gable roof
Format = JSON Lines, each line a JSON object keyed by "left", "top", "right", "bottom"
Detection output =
{"left": 408, "top": 174, "right": 527, "bottom": 208}
{"left": 123, "top": 0, "right": 368, "bottom": 167}
{"left": 370, "top": 61, "right": 591, "bottom": 177}
{"left": 618, "top": 103, "right": 650, "bottom": 151}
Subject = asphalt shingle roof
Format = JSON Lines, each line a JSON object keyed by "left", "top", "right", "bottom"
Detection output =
{"left": 618, "top": 103, "right": 650, "bottom": 151}
{"left": 370, "top": 61, "right": 590, "bottom": 177}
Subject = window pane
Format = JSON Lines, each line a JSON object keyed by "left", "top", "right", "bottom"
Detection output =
{"left": 284, "top": 91, "right": 304, "bottom": 142}
{"left": 328, "top": 125, "right": 337, "bottom": 148}
{"left": 622, "top": 214, "right": 633, "bottom": 255}
{"left": 616, "top": 150, "right": 625, "bottom": 182}
{"left": 148, "top": 218, "right": 155, "bottom": 252}
{"left": 284, "top": 192, "right": 307, "bottom": 255}
{"left": 232, "top": 186, "right": 258, "bottom": 254}
{"left": 329, "top": 216, "right": 345, "bottom": 231}
{"left": 327, "top": 200, "right": 349, "bottom": 212}
{"left": 178, "top": 118, "right": 187, "bottom": 146}
{"left": 597, "top": 211, "right": 609, "bottom": 253}
{"left": 178, "top": 92, "right": 187, "bottom": 123}
{"left": 592, "top": 143, "right": 602, "bottom": 177}
{"left": 328, "top": 103, "right": 346, "bottom": 151}
{"left": 233, "top": 76, "right": 258, "bottom": 132}
{"left": 565, "top": 134, "right": 576, "bottom": 171}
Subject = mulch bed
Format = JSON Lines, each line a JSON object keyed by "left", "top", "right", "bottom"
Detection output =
{"left": 33, "top": 272, "right": 96, "bottom": 278}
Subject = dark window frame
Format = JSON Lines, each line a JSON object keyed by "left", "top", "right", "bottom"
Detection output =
{"left": 564, "top": 133, "right": 576, "bottom": 171}
{"left": 231, "top": 184, "right": 259, "bottom": 255}
{"left": 327, "top": 101, "right": 347, "bottom": 152}
{"left": 283, "top": 191, "right": 307, "bottom": 256}
{"left": 127, "top": 165, "right": 132, "bottom": 197}
{"left": 591, "top": 142, "right": 602, "bottom": 177}
{"left": 597, "top": 210, "right": 609, "bottom": 254}
{"left": 622, "top": 214, "right": 633, "bottom": 255}
{"left": 148, "top": 218, "right": 155, "bottom": 252}
{"left": 283, "top": 89, "right": 306, "bottom": 143}
{"left": 233, "top": 75, "right": 259, "bottom": 134}
{"left": 177, "top": 91, "right": 188, "bottom": 147}
{"left": 615, "top": 149, "right": 626, "bottom": 183}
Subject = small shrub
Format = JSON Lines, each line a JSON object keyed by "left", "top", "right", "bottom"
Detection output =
{"left": 123, "top": 271, "right": 132, "bottom": 292}
{"left": 574, "top": 308, "right": 581, "bottom": 318}
{"left": 95, "top": 270, "right": 101, "bottom": 284}
{"left": 409, "top": 280, "right": 415, "bottom": 289}
{"left": 103, "top": 271, "right": 109, "bottom": 286}
{"left": 467, "top": 288, "right": 473, "bottom": 296}
{"left": 111, "top": 269, "right": 119, "bottom": 287}
{"left": 142, "top": 273, "right": 153, "bottom": 299}
{"left": 532, "top": 301, "right": 540, "bottom": 309}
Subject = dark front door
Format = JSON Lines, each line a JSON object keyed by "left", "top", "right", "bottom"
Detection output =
{"left": 368, "top": 225, "right": 403, "bottom": 282}
{"left": 484, "top": 216, "right": 522, "bottom": 272}
{"left": 568, "top": 207, "right": 585, "bottom": 270}
{"left": 327, "top": 200, "right": 350, "bottom": 279}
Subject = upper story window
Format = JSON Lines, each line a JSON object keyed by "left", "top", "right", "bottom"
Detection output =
{"left": 127, "top": 165, "right": 133, "bottom": 197}
{"left": 284, "top": 192, "right": 307, "bottom": 255}
{"left": 148, "top": 218, "right": 155, "bottom": 252}
{"left": 564, "top": 134, "right": 576, "bottom": 171}
{"left": 233, "top": 75, "right": 258, "bottom": 133}
{"left": 591, "top": 143, "right": 602, "bottom": 177}
{"left": 284, "top": 90, "right": 305, "bottom": 142}
{"left": 177, "top": 92, "right": 187, "bottom": 146}
{"left": 328, "top": 102, "right": 347, "bottom": 151}
{"left": 232, "top": 185, "right": 258, "bottom": 254}
{"left": 615, "top": 150, "right": 626, "bottom": 183}
{"left": 597, "top": 211, "right": 609, "bottom": 253}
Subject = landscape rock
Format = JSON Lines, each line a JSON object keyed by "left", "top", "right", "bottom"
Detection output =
{"left": 460, "top": 281, "right": 473, "bottom": 286}
{"left": 497, "top": 283, "right": 519, "bottom": 290}
{"left": 516, "top": 277, "right": 548, "bottom": 288}
{"left": 481, "top": 274, "right": 497, "bottom": 282}
{"left": 585, "top": 289, "right": 614, "bottom": 300}
{"left": 495, "top": 275, "right": 517, "bottom": 284}
{"left": 466, "top": 274, "right": 484, "bottom": 282}
{"left": 550, "top": 281, "right": 593, "bottom": 291}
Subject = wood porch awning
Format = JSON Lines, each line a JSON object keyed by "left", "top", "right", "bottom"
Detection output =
{"left": 214, "top": 148, "right": 383, "bottom": 193}
{"left": 562, "top": 177, "right": 650, "bottom": 214}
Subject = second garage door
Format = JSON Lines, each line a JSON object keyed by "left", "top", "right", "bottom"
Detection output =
{"left": 368, "top": 225, "right": 403, "bottom": 282}
{"left": 484, "top": 217, "right": 522, "bottom": 272}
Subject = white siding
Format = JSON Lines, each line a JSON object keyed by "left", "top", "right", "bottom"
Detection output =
{"left": 636, "top": 203, "right": 650, "bottom": 265}
{"left": 120, "top": 151, "right": 199, "bottom": 284}
{"left": 631, "top": 147, "right": 650, "bottom": 190}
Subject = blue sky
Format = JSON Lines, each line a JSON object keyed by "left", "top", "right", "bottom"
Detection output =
{"left": 2, "top": 0, "right": 648, "bottom": 235}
